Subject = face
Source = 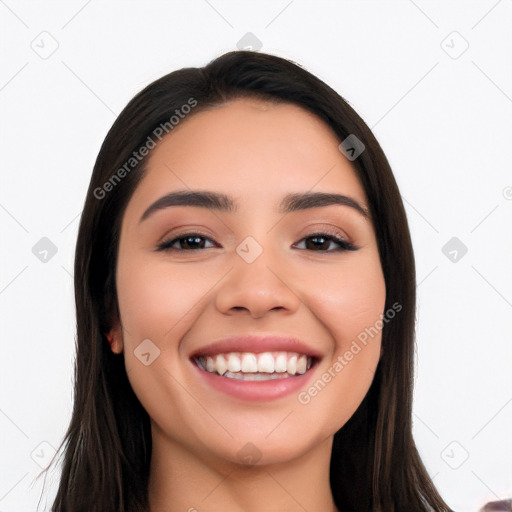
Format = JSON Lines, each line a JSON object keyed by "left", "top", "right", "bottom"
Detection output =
{"left": 110, "top": 98, "right": 386, "bottom": 466}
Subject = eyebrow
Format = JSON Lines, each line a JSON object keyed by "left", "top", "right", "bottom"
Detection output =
{"left": 139, "top": 190, "right": 370, "bottom": 223}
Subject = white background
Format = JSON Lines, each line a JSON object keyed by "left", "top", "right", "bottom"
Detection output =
{"left": 1, "top": 1, "right": 511, "bottom": 511}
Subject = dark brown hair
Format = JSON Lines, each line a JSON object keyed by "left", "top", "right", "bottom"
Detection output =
{"left": 41, "top": 50, "right": 452, "bottom": 512}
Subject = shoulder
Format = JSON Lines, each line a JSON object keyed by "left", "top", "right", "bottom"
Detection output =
{"left": 479, "top": 499, "right": 512, "bottom": 511}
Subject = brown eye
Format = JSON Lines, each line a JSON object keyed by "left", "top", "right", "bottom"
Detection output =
{"left": 294, "top": 233, "right": 357, "bottom": 252}
{"left": 155, "top": 232, "right": 357, "bottom": 253}
{"left": 157, "top": 234, "right": 217, "bottom": 251}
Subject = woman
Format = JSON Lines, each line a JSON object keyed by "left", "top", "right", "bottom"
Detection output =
{"left": 45, "top": 50, "right": 454, "bottom": 511}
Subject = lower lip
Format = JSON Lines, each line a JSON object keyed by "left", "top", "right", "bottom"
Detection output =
{"left": 192, "top": 360, "right": 317, "bottom": 402}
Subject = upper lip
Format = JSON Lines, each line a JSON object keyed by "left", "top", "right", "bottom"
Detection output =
{"left": 190, "top": 335, "right": 323, "bottom": 360}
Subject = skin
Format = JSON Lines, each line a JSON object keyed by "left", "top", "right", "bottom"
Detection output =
{"left": 108, "top": 98, "right": 386, "bottom": 512}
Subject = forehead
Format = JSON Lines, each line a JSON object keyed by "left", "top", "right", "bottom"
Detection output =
{"left": 128, "top": 98, "right": 367, "bottom": 213}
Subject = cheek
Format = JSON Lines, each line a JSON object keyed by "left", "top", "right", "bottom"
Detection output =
{"left": 114, "top": 256, "right": 209, "bottom": 436}
{"left": 116, "top": 256, "right": 215, "bottom": 341}
{"left": 293, "top": 252, "right": 385, "bottom": 430}
{"left": 115, "top": 256, "right": 224, "bottom": 409}
{"left": 303, "top": 251, "right": 386, "bottom": 350}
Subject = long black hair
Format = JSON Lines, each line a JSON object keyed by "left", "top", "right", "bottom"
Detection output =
{"left": 42, "top": 50, "right": 452, "bottom": 512}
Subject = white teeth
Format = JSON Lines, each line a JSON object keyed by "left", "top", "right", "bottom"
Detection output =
{"left": 274, "top": 352, "right": 287, "bottom": 373}
{"left": 197, "top": 351, "right": 314, "bottom": 378}
{"left": 227, "top": 353, "right": 241, "bottom": 372}
{"left": 215, "top": 354, "right": 227, "bottom": 376}
{"left": 287, "top": 355, "right": 297, "bottom": 374}
{"left": 257, "top": 352, "right": 274, "bottom": 373}
{"left": 206, "top": 356, "right": 215, "bottom": 372}
{"left": 223, "top": 371, "right": 290, "bottom": 381}
{"left": 296, "top": 355, "right": 307, "bottom": 375}
{"left": 241, "top": 353, "right": 258, "bottom": 373}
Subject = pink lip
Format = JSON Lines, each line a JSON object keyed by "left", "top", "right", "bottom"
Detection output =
{"left": 189, "top": 334, "right": 322, "bottom": 359}
{"left": 192, "top": 359, "right": 317, "bottom": 402}
{"left": 189, "top": 335, "right": 321, "bottom": 402}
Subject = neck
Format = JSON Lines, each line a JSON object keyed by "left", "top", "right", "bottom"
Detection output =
{"left": 147, "top": 424, "right": 339, "bottom": 512}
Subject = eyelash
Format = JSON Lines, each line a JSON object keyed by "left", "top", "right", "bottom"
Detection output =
{"left": 155, "top": 231, "right": 358, "bottom": 253}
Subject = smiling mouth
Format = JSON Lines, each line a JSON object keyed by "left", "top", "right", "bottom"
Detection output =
{"left": 194, "top": 351, "right": 314, "bottom": 381}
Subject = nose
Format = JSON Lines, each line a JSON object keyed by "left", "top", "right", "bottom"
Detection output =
{"left": 215, "top": 249, "right": 302, "bottom": 319}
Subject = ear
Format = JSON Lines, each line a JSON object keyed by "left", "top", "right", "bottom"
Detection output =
{"left": 106, "top": 321, "right": 124, "bottom": 354}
